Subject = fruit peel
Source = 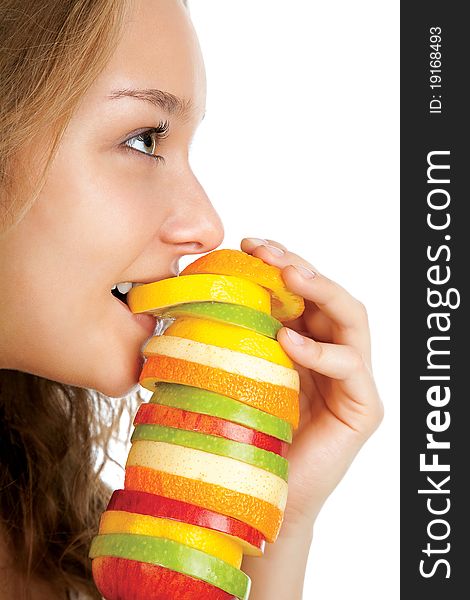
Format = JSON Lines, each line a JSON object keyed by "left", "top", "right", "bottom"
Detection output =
{"left": 99, "top": 510, "right": 243, "bottom": 568}
{"left": 131, "top": 423, "right": 289, "bottom": 481}
{"left": 141, "top": 355, "right": 300, "bottom": 429}
{"left": 180, "top": 249, "right": 305, "bottom": 322}
{"left": 125, "top": 465, "right": 284, "bottom": 542}
{"left": 92, "top": 556, "right": 239, "bottom": 600}
{"left": 150, "top": 382, "right": 293, "bottom": 443}
{"left": 89, "top": 533, "right": 251, "bottom": 600}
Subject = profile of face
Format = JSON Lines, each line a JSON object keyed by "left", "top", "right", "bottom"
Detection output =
{"left": 0, "top": 0, "right": 224, "bottom": 397}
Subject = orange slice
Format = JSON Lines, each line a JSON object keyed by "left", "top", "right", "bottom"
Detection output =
{"left": 142, "top": 334, "right": 299, "bottom": 390}
{"left": 125, "top": 465, "right": 284, "bottom": 543}
{"left": 181, "top": 249, "right": 305, "bottom": 321}
{"left": 99, "top": 510, "right": 243, "bottom": 568}
{"left": 163, "top": 317, "right": 293, "bottom": 368}
{"left": 126, "top": 440, "right": 288, "bottom": 510}
{"left": 139, "top": 355, "right": 300, "bottom": 429}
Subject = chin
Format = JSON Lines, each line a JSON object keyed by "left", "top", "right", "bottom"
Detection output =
{"left": 96, "top": 381, "right": 141, "bottom": 399}
{"left": 88, "top": 350, "right": 145, "bottom": 399}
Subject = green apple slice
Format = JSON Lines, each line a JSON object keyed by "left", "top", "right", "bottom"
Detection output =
{"left": 89, "top": 533, "right": 250, "bottom": 600}
{"left": 131, "top": 424, "right": 288, "bottom": 481}
{"left": 151, "top": 382, "right": 292, "bottom": 443}
{"left": 161, "top": 301, "right": 282, "bottom": 339}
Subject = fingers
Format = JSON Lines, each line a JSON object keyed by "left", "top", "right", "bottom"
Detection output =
{"left": 241, "top": 238, "right": 383, "bottom": 436}
{"left": 282, "top": 263, "right": 372, "bottom": 366}
{"left": 278, "top": 327, "right": 384, "bottom": 431}
{"left": 243, "top": 239, "right": 366, "bottom": 329}
{"left": 241, "top": 237, "right": 371, "bottom": 363}
{"left": 241, "top": 237, "right": 319, "bottom": 272}
{"left": 281, "top": 309, "right": 332, "bottom": 344}
{"left": 279, "top": 327, "right": 365, "bottom": 381}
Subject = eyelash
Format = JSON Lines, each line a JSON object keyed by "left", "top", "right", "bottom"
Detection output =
{"left": 122, "top": 119, "right": 170, "bottom": 165}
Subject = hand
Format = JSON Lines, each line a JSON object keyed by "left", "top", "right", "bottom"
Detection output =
{"left": 240, "top": 238, "right": 384, "bottom": 530}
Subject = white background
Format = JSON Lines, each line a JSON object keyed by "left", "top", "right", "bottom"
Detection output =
{"left": 104, "top": 1, "right": 400, "bottom": 598}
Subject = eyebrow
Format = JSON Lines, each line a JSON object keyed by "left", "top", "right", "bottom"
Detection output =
{"left": 107, "top": 87, "right": 204, "bottom": 121}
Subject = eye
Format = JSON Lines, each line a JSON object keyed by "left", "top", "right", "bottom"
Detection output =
{"left": 122, "top": 119, "right": 170, "bottom": 164}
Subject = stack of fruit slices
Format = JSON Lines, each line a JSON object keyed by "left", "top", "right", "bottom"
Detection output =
{"left": 89, "top": 249, "right": 305, "bottom": 600}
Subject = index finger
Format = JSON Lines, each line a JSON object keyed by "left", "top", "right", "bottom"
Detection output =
{"left": 245, "top": 241, "right": 368, "bottom": 331}
{"left": 241, "top": 242, "right": 371, "bottom": 363}
{"left": 282, "top": 264, "right": 372, "bottom": 364}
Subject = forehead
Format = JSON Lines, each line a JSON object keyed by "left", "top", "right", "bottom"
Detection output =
{"left": 88, "top": 0, "right": 206, "bottom": 116}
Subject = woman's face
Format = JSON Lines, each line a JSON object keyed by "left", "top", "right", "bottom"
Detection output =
{"left": 0, "top": 0, "right": 224, "bottom": 397}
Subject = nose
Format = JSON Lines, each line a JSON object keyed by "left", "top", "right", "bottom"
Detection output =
{"left": 159, "top": 167, "right": 225, "bottom": 255}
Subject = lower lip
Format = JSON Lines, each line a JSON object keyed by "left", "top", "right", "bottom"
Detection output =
{"left": 113, "top": 296, "right": 157, "bottom": 336}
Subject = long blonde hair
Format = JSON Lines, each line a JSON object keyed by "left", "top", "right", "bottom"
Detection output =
{"left": 0, "top": 1, "right": 149, "bottom": 597}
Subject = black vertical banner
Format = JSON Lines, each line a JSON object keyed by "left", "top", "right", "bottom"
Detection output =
{"left": 401, "top": 3, "right": 469, "bottom": 598}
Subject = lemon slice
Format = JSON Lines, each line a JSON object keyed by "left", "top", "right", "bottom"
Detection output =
{"left": 127, "top": 273, "right": 271, "bottom": 315}
{"left": 163, "top": 316, "right": 293, "bottom": 368}
{"left": 99, "top": 510, "right": 243, "bottom": 568}
{"left": 181, "top": 249, "right": 305, "bottom": 321}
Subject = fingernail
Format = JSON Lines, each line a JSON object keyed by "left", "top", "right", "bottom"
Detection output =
{"left": 263, "top": 244, "right": 284, "bottom": 256}
{"left": 285, "top": 327, "right": 305, "bottom": 345}
{"left": 293, "top": 264, "right": 316, "bottom": 279}
{"left": 244, "top": 237, "right": 268, "bottom": 246}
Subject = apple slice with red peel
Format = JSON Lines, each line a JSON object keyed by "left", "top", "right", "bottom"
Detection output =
{"left": 134, "top": 403, "right": 289, "bottom": 458}
{"left": 107, "top": 489, "right": 266, "bottom": 556}
{"left": 93, "top": 556, "right": 238, "bottom": 600}
{"left": 89, "top": 533, "right": 250, "bottom": 599}
{"left": 151, "top": 382, "right": 293, "bottom": 443}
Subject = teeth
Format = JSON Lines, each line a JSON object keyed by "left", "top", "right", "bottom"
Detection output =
{"left": 116, "top": 282, "right": 133, "bottom": 294}
{"left": 111, "top": 282, "right": 144, "bottom": 293}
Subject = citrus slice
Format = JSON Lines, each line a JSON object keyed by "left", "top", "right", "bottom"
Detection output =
{"left": 162, "top": 301, "right": 282, "bottom": 339}
{"left": 162, "top": 317, "right": 293, "bottom": 368}
{"left": 89, "top": 533, "right": 250, "bottom": 600}
{"left": 107, "top": 489, "right": 266, "bottom": 556}
{"left": 126, "top": 440, "right": 288, "bottom": 510}
{"left": 127, "top": 273, "right": 270, "bottom": 316}
{"left": 134, "top": 403, "right": 289, "bottom": 458}
{"left": 140, "top": 355, "right": 300, "bottom": 429}
{"left": 131, "top": 424, "right": 289, "bottom": 481}
{"left": 125, "top": 465, "right": 283, "bottom": 542}
{"left": 99, "top": 510, "right": 243, "bottom": 568}
{"left": 181, "top": 249, "right": 305, "bottom": 322}
{"left": 92, "top": 556, "right": 238, "bottom": 600}
{"left": 142, "top": 335, "right": 299, "bottom": 390}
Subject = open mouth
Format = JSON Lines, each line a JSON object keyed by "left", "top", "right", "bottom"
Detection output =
{"left": 111, "top": 282, "right": 141, "bottom": 308}
{"left": 111, "top": 286, "right": 129, "bottom": 306}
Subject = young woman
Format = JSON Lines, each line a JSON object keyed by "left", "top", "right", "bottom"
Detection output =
{"left": 0, "top": 1, "right": 383, "bottom": 598}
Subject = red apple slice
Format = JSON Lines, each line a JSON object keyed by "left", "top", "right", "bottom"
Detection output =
{"left": 90, "top": 533, "right": 249, "bottom": 599}
{"left": 134, "top": 403, "right": 289, "bottom": 458}
{"left": 92, "top": 556, "right": 237, "bottom": 600}
{"left": 107, "top": 489, "right": 265, "bottom": 556}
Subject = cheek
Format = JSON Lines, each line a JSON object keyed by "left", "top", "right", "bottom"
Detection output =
{"left": 1, "top": 139, "right": 161, "bottom": 395}
{"left": 38, "top": 149, "right": 161, "bottom": 279}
